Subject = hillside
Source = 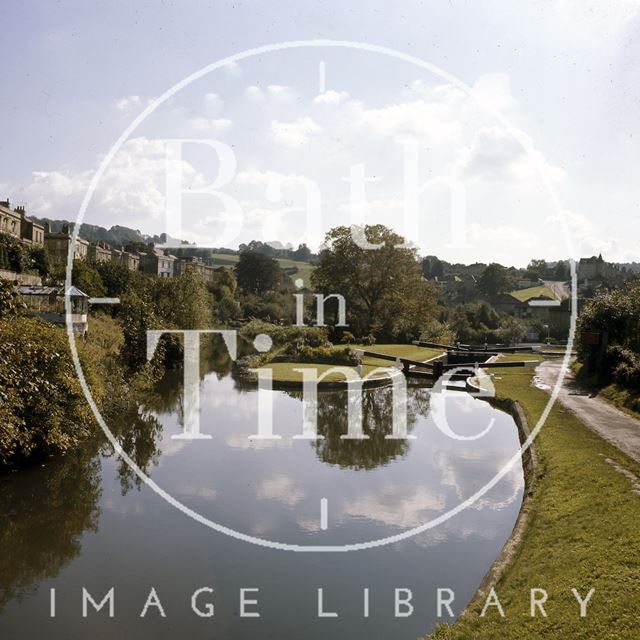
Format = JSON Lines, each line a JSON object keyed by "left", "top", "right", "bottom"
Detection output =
{"left": 31, "top": 217, "right": 157, "bottom": 248}
{"left": 208, "top": 252, "right": 315, "bottom": 285}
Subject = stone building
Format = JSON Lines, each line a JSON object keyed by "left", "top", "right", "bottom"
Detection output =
{"left": 89, "top": 241, "right": 113, "bottom": 263}
{"left": 140, "top": 248, "right": 176, "bottom": 278}
{"left": 44, "top": 222, "right": 89, "bottom": 262}
{"left": 578, "top": 255, "right": 615, "bottom": 281}
{"left": 175, "top": 256, "right": 216, "bottom": 282}
{"left": 0, "top": 200, "right": 45, "bottom": 246}
{"left": 111, "top": 247, "right": 140, "bottom": 271}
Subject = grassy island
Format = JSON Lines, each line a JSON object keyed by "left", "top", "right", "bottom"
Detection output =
{"left": 262, "top": 344, "right": 442, "bottom": 384}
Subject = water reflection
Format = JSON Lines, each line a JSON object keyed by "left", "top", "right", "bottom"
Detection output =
{"left": 0, "top": 400, "right": 168, "bottom": 609}
{"left": 0, "top": 356, "right": 525, "bottom": 640}
{"left": 0, "top": 446, "right": 101, "bottom": 610}
{"left": 106, "top": 406, "right": 164, "bottom": 494}
{"left": 302, "top": 386, "right": 431, "bottom": 470}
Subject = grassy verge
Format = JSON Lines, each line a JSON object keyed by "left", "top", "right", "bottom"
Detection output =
{"left": 572, "top": 360, "right": 640, "bottom": 421}
{"left": 598, "top": 384, "right": 640, "bottom": 420}
{"left": 265, "top": 344, "right": 442, "bottom": 383}
{"left": 428, "top": 354, "right": 640, "bottom": 639}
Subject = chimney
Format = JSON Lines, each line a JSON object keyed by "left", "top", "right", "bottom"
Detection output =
{"left": 0, "top": 199, "right": 9, "bottom": 208}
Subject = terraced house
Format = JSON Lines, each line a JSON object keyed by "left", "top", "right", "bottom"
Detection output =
{"left": 43, "top": 222, "right": 89, "bottom": 262}
{"left": 0, "top": 199, "right": 45, "bottom": 247}
{"left": 141, "top": 247, "right": 177, "bottom": 277}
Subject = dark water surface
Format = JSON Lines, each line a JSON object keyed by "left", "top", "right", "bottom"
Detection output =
{"left": 0, "top": 358, "right": 523, "bottom": 639}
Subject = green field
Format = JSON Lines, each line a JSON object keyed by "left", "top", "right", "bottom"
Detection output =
{"left": 429, "top": 354, "right": 640, "bottom": 639}
{"left": 509, "top": 285, "right": 556, "bottom": 302}
{"left": 209, "top": 252, "right": 315, "bottom": 285}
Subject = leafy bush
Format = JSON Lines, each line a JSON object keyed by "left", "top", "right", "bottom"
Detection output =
{"left": 607, "top": 345, "right": 640, "bottom": 389}
{"left": 340, "top": 331, "right": 356, "bottom": 344}
{"left": 0, "top": 316, "right": 106, "bottom": 469}
{"left": 239, "top": 319, "right": 329, "bottom": 349}
{"left": 286, "top": 345, "right": 359, "bottom": 366}
{"left": 0, "top": 280, "right": 20, "bottom": 319}
{"left": 578, "top": 276, "right": 640, "bottom": 386}
{"left": 216, "top": 295, "right": 241, "bottom": 322}
{"left": 418, "top": 318, "right": 456, "bottom": 346}
{"left": 0, "top": 232, "right": 49, "bottom": 276}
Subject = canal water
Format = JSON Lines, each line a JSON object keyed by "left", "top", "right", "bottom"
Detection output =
{"left": 0, "top": 357, "right": 524, "bottom": 639}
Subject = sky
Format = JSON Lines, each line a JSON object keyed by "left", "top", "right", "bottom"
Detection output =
{"left": 1, "top": 0, "right": 639, "bottom": 267}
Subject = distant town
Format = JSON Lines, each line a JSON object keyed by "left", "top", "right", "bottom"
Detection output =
{"left": 1, "top": 196, "right": 637, "bottom": 345}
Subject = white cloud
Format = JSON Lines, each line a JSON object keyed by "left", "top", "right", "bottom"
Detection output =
{"left": 203, "top": 92, "right": 224, "bottom": 115}
{"left": 544, "top": 208, "right": 623, "bottom": 260}
{"left": 245, "top": 85, "right": 263, "bottom": 100}
{"left": 13, "top": 137, "right": 200, "bottom": 228}
{"left": 189, "top": 117, "right": 232, "bottom": 132}
{"left": 257, "top": 475, "right": 304, "bottom": 507}
{"left": 464, "top": 223, "right": 536, "bottom": 266}
{"left": 245, "top": 84, "right": 293, "bottom": 102}
{"left": 359, "top": 100, "right": 462, "bottom": 145}
{"left": 342, "top": 485, "right": 445, "bottom": 529}
{"left": 222, "top": 60, "right": 242, "bottom": 77}
{"left": 267, "top": 84, "right": 290, "bottom": 97}
{"left": 459, "top": 126, "right": 565, "bottom": 184}
{"left": 270, "top": 116, "right": 322, "bottom": 147}
{"left": 471, "top": 73, "right": 516, "bottom": 113}
{"left": 433, "top": 449, "right": 522, "bottom": 512}
{"left": 314, "top": 90, "right": 350, "bottom": 105}
{"left": 113, "top": 95, "right": 153, "bottom": 112}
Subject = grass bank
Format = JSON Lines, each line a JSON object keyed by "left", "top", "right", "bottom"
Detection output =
{"left": 429, "top": 354, "right": 640, "bottom": 639}
{"left": 573, "top": 360, "right": 640, "bottom": 421}
{"left": 598, "top": 384, "right": 640, "bottom": 420}
{"left": 265, "top": 344, "right": 442, "bottom": 384}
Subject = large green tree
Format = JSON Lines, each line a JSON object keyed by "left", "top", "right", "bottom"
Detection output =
{"left": 477, "top": 263, "right": 516, "bottom": 297}
{"left": 71, "top": 259, "right": 106, "bottom": 297}
{"left": 235, "top": 250, "right": 283, "bottom": 294}
{"left": 311, "top": 225, "right": 438, "bottom": 340}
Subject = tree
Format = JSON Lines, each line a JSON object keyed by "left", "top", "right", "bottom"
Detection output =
{"left": 97, "top": 261, "right": 141, "bottom": 298}
{"left": 527, "top": 259, "right": 548, "bottom": 279}
{"left": 211, "top": 266, "right": 237, "bottom": 297}
{"left": 291, "top": 243, "right": 312, "bottom": 262}
{"left": 421, "top": 255, "right": 444, "bottom": 279}
{"left": 577, "top": 275, "right": 640, "bottom": 383}
{"left": 553, "top": 260, "right": 569, "bottom": 280}
{"left": 152, "top": 269, "right": 213, "bottom": 330}
{"left": 311, "top": 225, "right": 438, "bottom": 340}
{"left": 28, "top": 247, "right": 50, "bottom": 278}
{"left": 0, "top": 232, "right": 28, "bottom": 272}
{"left": 71, "top": 260, "right": 106, "bottom": 297}
{"left": 477, "top": 263, "right": 515, "bottom": 297}
{"left": 235, "top": 251, "right": 283, "bottom": 294}
{"left": 499, "top": 315, "right": 526, "bottom": 345}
